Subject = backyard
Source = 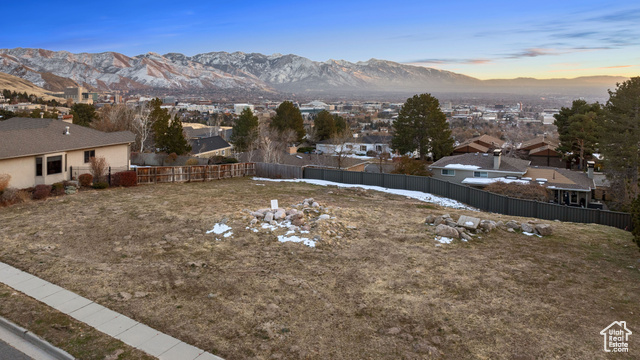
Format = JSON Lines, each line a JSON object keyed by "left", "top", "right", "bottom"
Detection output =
{"left": 0, "top": 177, "right": 638, "bottom": 359}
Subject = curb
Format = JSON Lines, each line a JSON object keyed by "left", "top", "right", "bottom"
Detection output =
{"left": 0, "top": 316, "right": 75, "bottom": 360}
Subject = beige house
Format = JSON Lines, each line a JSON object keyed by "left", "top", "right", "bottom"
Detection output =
{"left": 0, "top": 117, "right": 135, "bottom": 189}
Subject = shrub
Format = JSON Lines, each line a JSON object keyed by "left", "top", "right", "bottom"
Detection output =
{"left": 33, "top": 184, "right": 52, "bottom": 200}
{"left": 186, "top": 158, "right": 200, "bottom": 166}
{"left": 89, "top": 156, "right": 109, "bottom": 182}
{"left": 222, "top": 157, "right": 239, "bottom": 164}
{"left": 1, "top": 188, "right": 32, "bottom": 207}
{"left": 484, "top": 182, "right": 552, "bottom": 202}
{"left": 0, "top": 174, "right": 10, "bottom": 193}
{"left": 78, "top": 173, "right": 93, "bottom": 187}
{"left": 165, "top": 153, "right": 178, "bottom": 164}
{"left": 92, "top": 181, "right": 109, "bottom": 189}
{"left": 51, "top": 182, "right": 65, "bottom": 196}
{"left": 391, "top": 156, "right": 432, "bottom": 176}
{"left": 113, "top": 171, "right": 137, "bottom": 187}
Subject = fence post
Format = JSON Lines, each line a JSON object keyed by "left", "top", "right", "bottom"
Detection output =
{"left": 108, "top": 167, "right": 111, "bottom": 185}
{"left": 172, "top": 167, "right": 175, "bottom": 183}
{"left": 69, "top": 166, "right": 73, "bottom": 181}
{"left": 188, "top": 166, "right": 191, "bottom": 182}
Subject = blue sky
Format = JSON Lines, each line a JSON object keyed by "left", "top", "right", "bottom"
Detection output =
{"left": 3, "top": 0, "right": 639, "bottom": 79}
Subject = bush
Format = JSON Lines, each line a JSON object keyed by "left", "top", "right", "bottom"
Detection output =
{"left": 186, "top": 158, "right": 200, "bottom": 166}
{"left": 391, "top": 156, "right": 432, "bottom": 176}
{"left": 297, "top": 147, "right": 314, "bottom": 154}
{"left": 484, "top": 182, "right": 552, "bottom": 202}
{"left": 92, "top": 181, "right": 109, "bottom": 189}
{"left": 78, "top": 173, "right": 93, "bottom": 187}
{"left": 0, "top": 188, "right": 30, "bottom": 207}
{"left": 113, "top": 171, "right": 137, "bottom": 187}
{"left": 89, "top": 156, "right": 109, "bottom": 182}
{"left": 33, "top": 184, "right": 52, "bottom": 200}
{"left": 222, "top": 157, "right": 239, "bottom": 164}
{"left": 0, "top": 174, "right": 10, "bottom": 193}
{"left": 51, "top": 182, "right": 65, "bottom": 196}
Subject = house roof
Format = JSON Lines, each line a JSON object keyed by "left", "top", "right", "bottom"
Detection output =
{"left": 519, "top": 136, "right": 558, "bottom": 151}
{"left": 316, "top": 135, "right": 392, "bottom": 145}
{"left": 453, "top": 142, "right": 489, "bottom": 153}
{"left": 0, "top": 117, "right": 135, "bottom": 160}
{"left": 189, "top": 136, "right": 231, "bottom": 155}
{"left": 528, "top": 144, "right": 560, "bottom": 156}
{"left": 430, "top": 153, "right": 530, "bottom": 173}
{"left": 523, "top": 166, "right": 595, "bottom": 191}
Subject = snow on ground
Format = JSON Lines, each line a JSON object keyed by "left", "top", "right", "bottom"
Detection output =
{"left": 522, "top": 232, "right": 542, "bottom": 237}
{"left": 435, "top": 236, "right": 454, "bottom": 244}
{"left": 277, "top": 234, "right": 316, "bottom": 247}
{"left": 252, "top": 177, "right": 475, "bottom": 210}
{"left": 207, "top": 223, "right": 233, "bottom": 239}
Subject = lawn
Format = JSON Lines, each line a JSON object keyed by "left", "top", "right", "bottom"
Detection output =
{"left": 0, "top": 177, "right": 638, "bottom": 359}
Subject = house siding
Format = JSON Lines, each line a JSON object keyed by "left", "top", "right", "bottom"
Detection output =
{"left": 0, "top": 143, "right": 130, "bottom": 189}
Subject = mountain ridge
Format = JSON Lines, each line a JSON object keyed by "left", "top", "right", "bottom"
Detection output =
{"left": 0, "top": 48, "right": 628, "bottom": 97}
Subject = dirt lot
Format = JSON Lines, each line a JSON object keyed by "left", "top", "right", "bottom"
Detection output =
{"left": 0, "top": 178, "right": 638, "bottom": 359}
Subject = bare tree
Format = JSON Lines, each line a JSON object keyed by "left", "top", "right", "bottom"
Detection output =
{"left": 133, "top": 106, "right": 152, "bottom": 152}
{"left": 331, "top": 129, "right": 356, "bottom": 170}
{"left": 89, "top": 156, "right": 109, "bottom": 182}
{"left": 375, "top": 150, "right": 391, "bottom": 173}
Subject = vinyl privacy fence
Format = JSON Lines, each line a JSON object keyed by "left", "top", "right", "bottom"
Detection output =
{"left": 300, "top": 167, "right": 632, "bottom": 231}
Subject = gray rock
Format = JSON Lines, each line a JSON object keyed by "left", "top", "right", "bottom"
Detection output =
{"left": 119, "top": 292, "right": 132, "bottom": 300}
{"left": 250, "top": 218, "right": 258, "bottom": 225}
{"left": 521, "top": 223, "right": 534, "bottom": 233}
{"left": 445, "top": 219, "right": 458, "bottom": 228}
{"left": 496, "top": 220, "right": 505, "bottom": 228}
{"left": 312, "top": 202, "right": 320, "bottom": 208}
{"left": 264, "top": 212, "right": 274, "bottom": 223}
{"left": 435, "top": 224, "right": 459, "bottom": 239}
{"left": 425, "top": 215, "right": 436, "bottom": 224}
{"left": 433, "top": 217, "right": 444, "bottom": 226}
{"left": 535, "top": 224, "right": 553, "bottom": 236}
{"left": 461, "top": 232, "right": 473, "bottom": 241}
{"left": 457, "top": 215, "right": 480, "bottom": 230}
{"left": 274, "top": 210, "right": 286, "bottom": 220}
{"left": 506, "top": 220, "right": 520, "bottom": 229}
{"left": 292, "top": 217, "right": 305, "bottom": 226}
{"left": 318, "top": 214, "right": 331, "bottom": 221}
{"left": 479, "top": 220, "right": 496, "bottom": 232}
{"left": 287, "top": 209, "right": 298, "bottom": 216}
{"left": 251, "top": 211, "right": 264, "bottom": 218}
{"left": 506, "top": 228, "right": 515, "bottom": 233}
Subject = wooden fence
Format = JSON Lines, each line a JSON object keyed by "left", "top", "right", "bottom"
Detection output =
{"left": 135, "top": 163, "right": 255, "bottom": 184}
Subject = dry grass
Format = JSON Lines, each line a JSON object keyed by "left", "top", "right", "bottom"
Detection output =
{"left": 0, "top": 178, "right": 638, "bottom": 360}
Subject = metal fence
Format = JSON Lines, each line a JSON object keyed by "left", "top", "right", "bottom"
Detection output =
{"left": 302, "top": 167, "right": 632, "bottom": 231}
{"left": 70, "top": 166, "right": 129, "bottom": 185}
{"left": 135, "top": 163, "right": 255, "bottom": 184}
{"left": 255, "top": 162, "right": 304, "bottom": 179}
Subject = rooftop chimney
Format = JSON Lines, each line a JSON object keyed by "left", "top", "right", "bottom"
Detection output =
{"left": 587, "top": 161, "right": 595, "bottom": 179}
{"left": 493, "top": 149, "right": 502, "bottom": 170}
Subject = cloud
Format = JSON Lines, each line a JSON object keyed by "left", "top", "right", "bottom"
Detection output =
{"left": 506, "top": 48, "right": 558, "bottom": 59}
{"left": 407, "top": 58, "right": 491, "bottom": 65}
{"left": 587, "top": 8, "right": 640, "bottom": 23}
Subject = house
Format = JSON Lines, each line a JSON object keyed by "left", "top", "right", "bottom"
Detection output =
{"left": 523, "top": 163, "right": 596, "bottom": 207}
{"left": 0, "top": 117, "right": 134, "bottom": 188}
{"left": 430, "top": 150, "right": 530, "bottom": 184}
{"left": 189, "top": 136, "right": 232, "bottom": 158}
{"left": 452, "top": 134, "right": 505, "bottom": 155}
{"left": 518, "top": 136, "right": 564, "bottom": 167}
{"left": 237, "top": 150, "right": 370, "bottom": 172}
{"left": 316, "top": 135, "right": 392, "bottom": 155}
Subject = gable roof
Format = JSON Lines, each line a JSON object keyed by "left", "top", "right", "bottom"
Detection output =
{"left": 0, "top": 117, "right": 135, "bottom": 160}
{"left": 520, "top": 136, "right": 558, "bottom": 151}
{"left": 190, "top": 136, "right": 231, "bottom": 155}
{"left": 524, "top": 166, "right": 595, "bottom": 191}
{"left": 528, "top": 144, "right": 560, "bottom": 156}
{"left": 453, "top": 142, "right": 489, "bottom": 153}
{"left": 430, "top": 153, "right": 530, "bottom": 173}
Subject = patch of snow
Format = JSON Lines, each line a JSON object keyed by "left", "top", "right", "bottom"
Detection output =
{"left": 465, "top": 221, "right": 474, "bottom": 226}
{"left": 207, "top": 223, "right": 232, "bottom": 235}
{"left": 223, "top": 231, "right": 233, "bottom": 238}
{"left": 522, "top": 232, "right": 542, "bottom": 237}
{"left": 277, "top": 235, "right": 316, "bottom": 247}
{"left": 444, "top": 164, "right": 480, "bottom": 170}
{"left": 252, "top": 178, "right": 475, "bottom": 210}
{"left": 462, "top": 177, "right": 530, "bottom": 185}
{"left": 435, "top": 236, "right": 454, "bottom": 244}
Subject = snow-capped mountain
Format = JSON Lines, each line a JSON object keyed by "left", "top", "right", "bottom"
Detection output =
{"left": 0, "top": 48, "right": 476, "bottom": 93}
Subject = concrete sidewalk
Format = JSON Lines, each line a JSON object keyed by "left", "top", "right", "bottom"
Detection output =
{"left": 0, "top": 262, "right": 223, "bottom": 360}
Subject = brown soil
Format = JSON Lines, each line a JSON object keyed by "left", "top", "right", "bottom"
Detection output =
{"left": 0, "top": 178, "right": 638, "bottom": 359}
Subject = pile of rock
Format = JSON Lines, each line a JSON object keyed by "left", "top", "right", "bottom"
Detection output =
{"left": 425, "top": 213, "right": 553, "bottom": 241}
{"left": 250, "top": 207, "right": 311, "bottom": 231}
{"left": 64, "top": 180, "right": 79, "bottom": 195}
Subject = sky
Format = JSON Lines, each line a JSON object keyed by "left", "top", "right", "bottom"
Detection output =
{"left": 2, "top": 0, "right": 639, "bottom": 80}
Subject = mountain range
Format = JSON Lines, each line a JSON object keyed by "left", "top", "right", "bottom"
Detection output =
{"left": 0, "top": 48, "right": 628, "bottom": 98}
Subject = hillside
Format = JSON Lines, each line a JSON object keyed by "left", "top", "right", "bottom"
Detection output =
{"left": 0, "top": 71, "right": 62, "bottom": 100}
{"left": 0, "top": 178, "right": 637, "bottom": 359}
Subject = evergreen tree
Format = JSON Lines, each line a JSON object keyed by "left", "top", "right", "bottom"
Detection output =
{"left": 391, "top": 93, "right": 453, "bottom": 160}
{"left": 553, "top": 100, "right": 602, "bottom": 168}
{"left": 71, "top": 103, "right": 97, "bottom": 127}
{"left": 334, "top": 114, "right": 347, "bottom": 134}
{"left": 600, "top": 77, "right": 640, "bottom": 209}
{"left": 314, "top": 110, "right": 336, "bottom": 141}
{"left": 150, "top": 98, "right": 172, "bottom": 152}
{"left": 165, "top": 114, "right": 191, "bottom": 155}
{"left": 270, "top": 101, "right": 305, "bottom": 142}
{"left": 231, "top": 108, "right": 259, "bottom": 152}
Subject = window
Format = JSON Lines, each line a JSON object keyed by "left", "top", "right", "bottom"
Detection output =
{"left": 221, "top": 149, "right": 225, "bottom": 155}
{"left": 36, "top": 157, "right": 43, "bottom": 176}
{"left": 84, "top": 150, "right": 95, "bottom": 163}
{"left": 441, "top": 169, "right": 455, "bottom": 176}
{"left": 346, "top": 144, "right": 353, "bottom": 149}
{"left": 47, "top": 156, "right": 62, "bottom": 175}
{"left": 360, "top": 145, "right": 367, "bottom": 152}
{"left": 376, "top": 145, "right": 383, "bottom": 152}
{"left": 473, "top": 171, "right": 488, "bottom": 178}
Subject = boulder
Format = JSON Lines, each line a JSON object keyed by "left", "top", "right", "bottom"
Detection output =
{"left": 505, "top": 220, "right": 520, "bottom": 229}
{"left": 496, "top": 220, "right": 505, "bottom": 228}
{"left": 312, "top": 202, "right": 320, "bottom": 208}
{"left": 251, "top": 211, "right": 264, "bottom": 218}
{"left": 521, "top": 223, "right": 534, "bottom": 233}
{"left": 274, "top": 210, "right": 286, "bottom": 220}
{"left": 433, "top": 217, "right": 444, "bottom": 226}
{"left": 535, "top": 224, "right": 553, "bottom": 236}
{"left": 435, "top": 224, "right": 459, "bottom": 239}
{"left": 264, "top": 212, "right": 274, "bottom": 223}
{"left": 445, "top": 219, "right": 458, "bottom": 228}
{"left": 460, "top": 232, "right": 473, "bottom": 242}
{"left": 425, "top": 215, "right": 436, "bottom": 224}
{"left": 479, "top": 220, "right": 496, "bottom": 232}
{"left": 292, "top": 218, "right": 305, "bottom": 226}
{"left": 318, "top": 214, "right": 331, "bottom": 221}
{"left": 457, "top": 215, "right": 480, "bottom": 230}
{"left": 506, "top": 228, "right": 515, "bottom": 233}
